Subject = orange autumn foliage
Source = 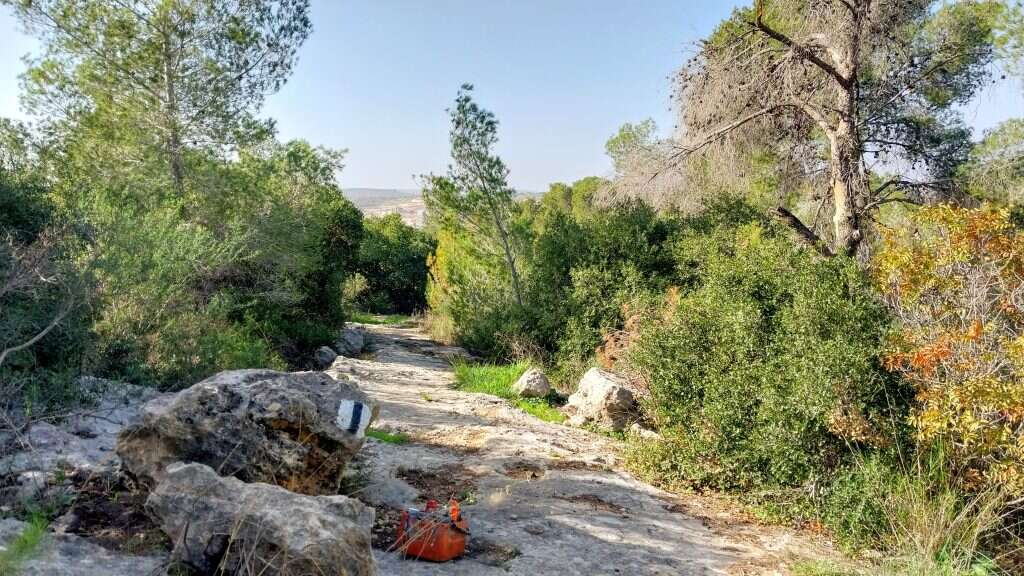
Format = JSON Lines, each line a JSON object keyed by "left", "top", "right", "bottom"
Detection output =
{"left": 875, "top": 204, "right": 1024, "bottom": 495}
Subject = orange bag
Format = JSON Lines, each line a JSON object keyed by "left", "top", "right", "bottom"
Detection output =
{"left": 396, "top": 499, "right": 469, "bottom": 562}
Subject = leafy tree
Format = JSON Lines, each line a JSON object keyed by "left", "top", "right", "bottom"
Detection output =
{"left": 6, "top": 0, "right": 312, "bottom": 196}
{"left": 605, "top": 118, "right": 658, "bottom": 175}
{"left": 357, "top": 214, "right": 434, "bottom": 314}
{"left": 675, "top": 0, "right": 1003, "bottom": 256}
{"left": 959, "top": 119, "right": 1024, "bottom": 204}
{"left": 424, "top": 84, "right": 525, "bottom": 306}
{"left": 537, "top": 176, "right": 605, "bottom": 221}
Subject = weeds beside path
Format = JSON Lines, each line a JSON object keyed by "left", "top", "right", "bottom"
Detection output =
{"left": 451, "top": 361, "right": 565, "bottom": 423}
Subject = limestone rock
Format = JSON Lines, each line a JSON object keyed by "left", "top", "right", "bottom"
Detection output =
{"left": 336, "top": 325, "right": 367, "bottom": 357}
{"left": 563, "top": 368, "right": 638, "bottom": 431}
{"left": 0, "top": 518, "right": 166, "bottom": 575}
{"left": 316, "top": 345, "right": 339, "bottom": 368}
{"left": 117, "top": 369, "right": 377, "bottom": 494}
{"left": 0, "top": 379, "right": 160, "bottom": 478}
{"left": 148, "top": 462, "right": 376, "bottom": 575}
{"left": 512, "top": 368, "right": 551, "bottom": 398}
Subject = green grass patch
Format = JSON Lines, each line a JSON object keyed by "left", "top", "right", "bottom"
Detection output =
{"left": 514, "top": 398, "right": 565, "bottom": 423}
{"left": 366, "top": 428, "right": 409, "bottom": 444}
{"left": 0, "top": 514, "right": 48, "bottom": 575}
{"left": 348, "top": 311, "right": 412, "bottom": 325}
{"left": 452, "top": 361, "right": 565, "bottom": 423}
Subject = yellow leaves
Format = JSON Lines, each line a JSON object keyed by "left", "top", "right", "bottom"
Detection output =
{"left": 878, "top": 203, "right": 1024, "bottom": 496}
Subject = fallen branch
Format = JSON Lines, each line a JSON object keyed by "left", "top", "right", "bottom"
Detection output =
{"left": 768, "top": 206, "right": 834, "bottom": 257}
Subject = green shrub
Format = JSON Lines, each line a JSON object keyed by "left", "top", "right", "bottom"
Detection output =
{"left": 822, "top": 455, "right": 903, "bottom": 551}
{"left": 627, "top": 221, "right": 902, "bottom": 491}
{"left": 821, "top": 452, "right": 1013, "bottom": 575}
{"left": 0, "top": 122, "right": 92, "bottom": 409}
{"left": 357, "top": 214, "right": 434, "bottom": 314}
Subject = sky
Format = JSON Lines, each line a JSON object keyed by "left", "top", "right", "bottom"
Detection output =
{"left": 0, "top": 0, "right": 1022, "bottom": 191}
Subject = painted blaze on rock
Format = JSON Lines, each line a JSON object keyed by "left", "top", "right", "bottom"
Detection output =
{"left": 117, "top": 369, "right": 377, "bottom": 495}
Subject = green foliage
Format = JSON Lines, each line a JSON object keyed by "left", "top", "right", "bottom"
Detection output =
{"left": 959, "top": 119, "right": 1024, "bottom": 204}
{"left": 534, "top": 176, "right": 605, "bottom": 221}
{"left": 452, "top": 360, "right": 529, "bottom": 397}
{"left": 10, "top": 0, "right": 313, "bottom": 192}
{"left": 626, "top": 219, "right": 901, "bottom": 491}
{"left": 0, "top": 514, "right": 48, "bottom": 576}
{"left": 357, "top": 214, "right": 433, "bottom": 314}
{"left": 824, "top": 452, "right": 1012, "bottom": 575}
{"left": 452, "top": 360, "right": 565, "bottom": 423}
{"left": 0, "top": 121, "right": 91, "bottom": 410}
{"left": 430, "top": 193, "right": 681, "bottom": 389}
{"left": 423, "top": 84, "right": 525, "bottom": 307}
{"left": 822, "top": 455, "right": 904, "bottom": 551}
{"left": 83, "top": 141, "right": 362, "bottom": 387}
{"left": 0, "top": 0, "right": 365, "bottom": 397}
{"left": 366, "top": 428, "right": 410, "bottom": 444}
{"left": 605, "top": 119, "right": 657, "bottom": 175}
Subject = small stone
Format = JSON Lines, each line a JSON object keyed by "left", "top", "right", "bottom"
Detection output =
{"left": 315, "top": 345, "right": 338, "bottom": 368}
{"left": 628, "top": 422, "right": 662, "bottom": 441}
{"left": 511, "top": 368, "right": 551, "bottom": 398}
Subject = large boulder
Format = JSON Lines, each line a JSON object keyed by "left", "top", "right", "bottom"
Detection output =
{"left": 148, "top": 462, "right": 376, "bottom": 575}
{"left": 336, "top": 325, "right": 366, "bottom": 357}
{"left": 117, "top": 369, "right": 377, "bottom": 494}
{"left": 512, "top": 368, "right": 552, "bottom": 398}
{"left": 563, "top": 368, "right": 638, "bottom": 431}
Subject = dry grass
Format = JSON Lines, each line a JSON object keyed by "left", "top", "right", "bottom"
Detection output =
{"left": 877, "top": 477, "right": 1016, "bottom": 575}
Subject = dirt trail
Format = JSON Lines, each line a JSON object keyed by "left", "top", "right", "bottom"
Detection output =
{"left": 329, "top": 323, "right": 843, "bottom": 576}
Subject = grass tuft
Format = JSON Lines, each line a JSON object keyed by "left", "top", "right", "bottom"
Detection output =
{"left": 0, "top": 514, "right": 48, "bottom": 575}
{"left": 366, "top": 428, "right": 409, "bottom": 444}
{"left": 452, "top": 361, "right": 565, "bottom": 423}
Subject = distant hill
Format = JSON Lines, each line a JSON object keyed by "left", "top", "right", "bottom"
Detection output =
{"left": 346, "top": 186, "right": 542, "bottom": 228}
{"left": 343, "top": 188, "right": 422, "bottom": 210}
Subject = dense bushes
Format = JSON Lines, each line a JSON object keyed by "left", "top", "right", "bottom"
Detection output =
{"left": 80, "top": 141, "right": 365, "bottom": 388}
{"left": 626, "top": 218, "right": 902, "bottom": 491}
{"left": 1, "top": 129, "right": 400, "bottom": 396}
{"left": 0, "top": 122, "right": 89, "bottom": 408}
{"left": 355, "top": 214, "right": 434, "bottom": 314}
{"left": 427, "top": 192, "right": 680, "bottom": 386}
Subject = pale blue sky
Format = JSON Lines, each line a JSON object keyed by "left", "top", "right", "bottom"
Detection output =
{"left": 0, "top": 0, "right": 1021, "bottom": 190}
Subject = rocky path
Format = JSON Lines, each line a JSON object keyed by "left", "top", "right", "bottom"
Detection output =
{"left": 333, "top": 323, "right": 841, "bottom": 576}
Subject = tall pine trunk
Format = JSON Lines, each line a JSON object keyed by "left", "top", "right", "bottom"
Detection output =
{"left": 827, "top": 104, "right": 866, "bottom": 256}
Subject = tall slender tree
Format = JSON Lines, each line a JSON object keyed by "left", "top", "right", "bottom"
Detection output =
{"left": 424, "top": 84, "right": 524, "bottom": 307}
